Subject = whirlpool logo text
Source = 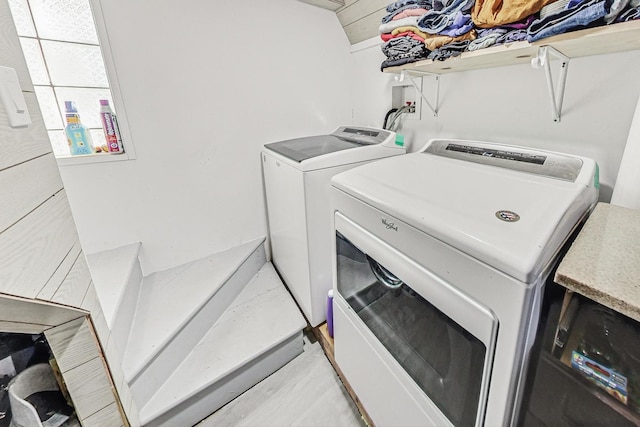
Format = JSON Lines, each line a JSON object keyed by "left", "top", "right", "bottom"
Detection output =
{"left": 381, "top": 218, "right": 398, "bottom": 231}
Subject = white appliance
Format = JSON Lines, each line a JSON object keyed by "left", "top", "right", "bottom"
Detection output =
{"left": 330, "top": 139, "right": 599, "bottom": 426}
{"left": 262, "top": 126, "right": 405, "bottom": 326}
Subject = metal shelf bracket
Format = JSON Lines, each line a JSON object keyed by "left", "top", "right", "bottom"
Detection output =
{"left": 394, "top": 70, "right": 440, "bottom": 117}
{"left": 531, "top": 45, "right": 570, "bottom": 122}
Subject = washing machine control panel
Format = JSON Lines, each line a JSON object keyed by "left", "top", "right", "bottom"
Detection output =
{"left": 333, "top": 126, "right": 392, "bottom": 146}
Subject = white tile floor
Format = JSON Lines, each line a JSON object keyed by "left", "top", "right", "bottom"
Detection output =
{"left": 198, "top": 330, "right": 366, "bottom": 427}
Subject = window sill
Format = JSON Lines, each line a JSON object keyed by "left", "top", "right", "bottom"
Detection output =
{"left": 56, "top": 151, "right": 135, "bottom": 167}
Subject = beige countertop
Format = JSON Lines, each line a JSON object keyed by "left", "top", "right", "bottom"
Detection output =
{"left": 555, "top": 202, "right": 640, "bottom": 323}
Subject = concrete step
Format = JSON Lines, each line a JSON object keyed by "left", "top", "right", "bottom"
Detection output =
{"left": 139, "top": 262, "right": 307, "bottom": 427}
{"left": 123, "top": 238, "right": 266, "bottom": 407}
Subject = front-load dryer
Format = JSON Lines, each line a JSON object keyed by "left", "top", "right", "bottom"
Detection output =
{"left": 330, "top": 139, "right": 599, "bottom": 426}
{"left": 262, "top": 126, "right": 405, "bottom": 327}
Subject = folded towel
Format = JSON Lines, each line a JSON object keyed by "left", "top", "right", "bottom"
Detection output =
{"left": 427, "top": 39, "right": 471, "bottom": 60}
{"left": 379, "top": 16, "right": 420, "bottom": 34}
{"left": 424, "top": 29, "right": 476, "bottom": 51}
{"left": 381, "top": 30, "right": 427, "bottom": 42}
{"left": 387, "top": 0, "right": 432, "bottom": 13}
{"left": 467, "top": 30, "right": 506, "bottom": 50}
{"left": 382, "top": 36, "right": 426, "bottom": 57}
{"left": 527, "top": 0, "right": 608, "bottom": 42}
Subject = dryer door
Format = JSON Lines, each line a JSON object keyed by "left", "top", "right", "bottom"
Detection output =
{"left": 334, "top": 212, "right": 498, "bottom": 427}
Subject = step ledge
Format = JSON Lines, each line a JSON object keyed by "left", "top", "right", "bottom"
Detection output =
{"left": 127, "top": 243, "right": 269, "bottom": 406}
{"left": 140, "top": 333, "right": 304, "bottom": 427}
{"left": 123, "top": 238, "right": 265, "bottom": 382}
{"left": 85, "top": 242, "right": 141, "bottom": 327}
{"left": 139, "top": 262, "right": 306, "bottom": 424}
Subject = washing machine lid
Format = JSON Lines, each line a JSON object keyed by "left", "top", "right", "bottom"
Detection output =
{"left": 331, "top": 139, "right": 599, "bottom": 284}
{"left": 263, "top": 126, "right": 394, "bottom": 163}
{"left": 264, "top": 135, "right": 364, "bottom": 162}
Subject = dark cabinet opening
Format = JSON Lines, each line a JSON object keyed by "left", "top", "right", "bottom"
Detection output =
{"left": 0, "top": 332, "right": 77, "bottom": 427}
{"left": 521, "top": 282, "right": 640, "bottom": 427}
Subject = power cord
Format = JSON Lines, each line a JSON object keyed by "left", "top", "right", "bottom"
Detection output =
{"left": 383, "top": 108, "right": 398, "bottom": 130}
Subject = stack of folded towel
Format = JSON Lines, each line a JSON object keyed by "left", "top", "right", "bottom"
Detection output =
{"left": 380, "top": 0, "right": 433, "bottom": 69}
{"left": 527, "top": 0, "right": 630, "bottom": 41}
{"left": 380, "top": 0, "right": 640, "bottom": 70}
{"left": 417, "top": 0, "right": 477, "bottom": 60}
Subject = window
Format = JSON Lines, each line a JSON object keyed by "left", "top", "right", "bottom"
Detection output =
{"left": 8, "top": 0, "right": 132, "bottom": 163}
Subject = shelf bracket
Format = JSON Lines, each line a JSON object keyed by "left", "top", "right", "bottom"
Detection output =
{"left": 394, "top": 70, "right": 440, "bottom": 117}
{"left": 531, "top": 45, "right": 570, "bottom": 122}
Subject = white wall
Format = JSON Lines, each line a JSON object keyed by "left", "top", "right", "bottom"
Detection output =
{"left": 59, "top": 0, "right": 353, "bottom": 274}
{"left": 59, "top": 1, "right": 640, "bottom": 274}
{"left": 349, "top": 40, "right": 640, "bottom": 202}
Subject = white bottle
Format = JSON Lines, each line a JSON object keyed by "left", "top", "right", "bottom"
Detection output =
{"left": 99, "top": 99, "right": 124, "bottom": 154}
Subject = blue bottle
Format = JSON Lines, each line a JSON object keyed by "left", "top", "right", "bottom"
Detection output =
{"left": 64, "top": 101, "right": 94, "bottom": 156}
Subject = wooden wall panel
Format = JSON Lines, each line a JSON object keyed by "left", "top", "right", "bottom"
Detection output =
{"left": 0, "top": 153, "right": 63, "bottom": 233}
{"left": 338, "top": 0, "right": 359, "bottom": 9}
{"left": 337, "top": 0, "right": 388, "bottom": 27}
{"left": 0, "top": 2, "right": 124, "bottom": 425}
{"left": 0, "top": 0, "right": 33, "bottom": 91}
{"left": 46, "top": 317, "right": 125, "bottom": 426}
{"left": 0, "top": 93, "right": 52, "bottom": 171}
{"left": 80, "top": 282, "right": 110, "bottom": 345}
{"left": 64, "top": 357, "right": 117, "bottom": 421}
{"left": 298, "top": 0, "right": 345, "bottom": 11}
{"left": 0, "top": 293, "right": 84, "bottom": 326}
{"left": 344, "top": 7, "right": 386, "bottom": 44}
{"left": 52, "top": 251, "right": 92, "bottom": 307}
{"left": 45, "top": 317, "right": 100, "bottom": 373}
{"left": 0, "top": 190, "right": 79, "bottom": 298}
{"left": 38, "top": 241, "right": 83, "bottom": 301}
{"left": 0, "top": 321, "right": 49, "bottom": 334}
{"left": 82, "top": 403, "right": 123, "bottom": 427}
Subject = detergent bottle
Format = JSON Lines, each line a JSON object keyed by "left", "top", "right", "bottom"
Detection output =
{"left": 99, "top": 99, "right": 124, "bottom": 154}
{"left": 64, "top": 101, "right": 94, "bottom": 156}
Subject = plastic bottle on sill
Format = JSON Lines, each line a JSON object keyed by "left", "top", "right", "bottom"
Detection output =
{"left": 64, "top": 101, "right": 94, "bottom": 156}
{"left": 99, "top": 99, "right": 124, "bottom": 154}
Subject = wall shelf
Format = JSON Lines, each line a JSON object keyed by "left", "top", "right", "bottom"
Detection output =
{"left": 382, "top": 19, "right": 640, "bottom": 75}
{"left": 382, "top": 20, "right": 640, "bottom": 121}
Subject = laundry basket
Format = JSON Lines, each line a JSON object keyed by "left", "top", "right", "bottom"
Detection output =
{"left": 7, "top": 363, "right": 74, "bottom": 427}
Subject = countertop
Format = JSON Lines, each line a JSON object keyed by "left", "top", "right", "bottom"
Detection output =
{"left": 555, "top": 202, "right": 640, "bottom": 323}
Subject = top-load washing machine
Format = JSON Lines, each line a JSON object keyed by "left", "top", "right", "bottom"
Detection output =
{"left": 330, "top": 139, "right": 599, "bottom": 427}
{"left": 262, "top": 126, "right": 405, "bottom": 327}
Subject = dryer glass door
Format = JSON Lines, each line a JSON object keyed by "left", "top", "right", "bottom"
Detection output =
{"left": 336, "top": 228, "right": 496, "bottom": 426}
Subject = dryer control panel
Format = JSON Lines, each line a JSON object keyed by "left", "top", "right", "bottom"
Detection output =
{"left": 423, "top": 139, "right": 584, "bottom": 182}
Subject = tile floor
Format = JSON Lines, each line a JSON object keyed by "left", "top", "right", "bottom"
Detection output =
{"left": 198, "top": 330, "right": 366, "bottom": 427}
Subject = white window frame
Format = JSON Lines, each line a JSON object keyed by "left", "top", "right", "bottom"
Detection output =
{"left": 56, "top": 0, "right": 136, "bottom": 166}
{"left": 10, "top": 0, "right": 136, "bottom": 166}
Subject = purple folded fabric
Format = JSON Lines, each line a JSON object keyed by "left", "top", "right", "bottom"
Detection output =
{"left": 477, "top": 27, "right": 509, "bottom": 37}
{"left": 438, "top": 12, "right": 475, "bottom": 36}
{"left": 499, "top": 14, "right": 537, "bottom": 28}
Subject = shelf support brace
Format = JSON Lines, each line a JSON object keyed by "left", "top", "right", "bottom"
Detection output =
{"left": 395, "top": 70, "right": 440, "bottom": 117}
{"left": 531, "top": 45, "right": 570, "bottom": 122}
